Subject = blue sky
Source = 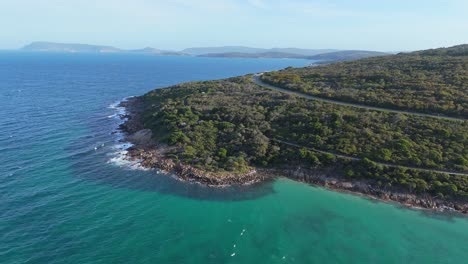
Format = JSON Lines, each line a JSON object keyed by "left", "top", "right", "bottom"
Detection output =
{"left": 0, "top": 0, "right": 467, "bottom": 51}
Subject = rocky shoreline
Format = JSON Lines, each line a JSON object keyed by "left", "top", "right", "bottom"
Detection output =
{"left": 126, "top": 147, "right": 267, "bottom": 186}
{"left": 117, "top": 97, "right": 467, "bottom": 215}
{"left": 276, "top": 167, "right": 467, "bottom": 214}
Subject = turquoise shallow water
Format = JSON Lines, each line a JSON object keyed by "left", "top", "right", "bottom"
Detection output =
{"left": 0, "top": 52, "right": 467, "bottom": 264}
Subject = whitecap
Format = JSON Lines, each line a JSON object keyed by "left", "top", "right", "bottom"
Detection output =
{"left": 106, "top": 96, "right": 147, "bottom": 171}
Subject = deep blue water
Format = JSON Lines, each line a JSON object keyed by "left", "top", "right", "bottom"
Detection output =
{"left": 1, "top": 52, "right": 467, "bottom": 264}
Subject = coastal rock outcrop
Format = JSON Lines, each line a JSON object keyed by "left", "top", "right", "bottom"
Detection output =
{"left": 127, "top": 129, "right": 153, "bottom": 146}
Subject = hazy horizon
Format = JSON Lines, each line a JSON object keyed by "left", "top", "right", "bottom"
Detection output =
{"left": 9, "top": 41, "right": 399, "bottom": 52}
{"left": 1, "top": 0, "right": 467, "bottom": 52}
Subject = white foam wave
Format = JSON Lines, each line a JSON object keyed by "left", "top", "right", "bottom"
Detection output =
{"left": 108, "top": 96, "right": 133, "bottom": 122}
{"left": 108, "top": 153, "right": 148, "bottom": 171}
{"left": 106, "top": 96, "right": 148, "bottom": 171}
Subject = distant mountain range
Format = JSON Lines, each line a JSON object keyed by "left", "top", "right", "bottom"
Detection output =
{"left": 20, "top": 42, "right": 390, "bottom": 61}
{"left": 198, "top": 51, "right": 307, "bottom": 59}
{"left": 181, "top": 46, "right": 338, "bottom": 56}
{"left": 21, "top": 42, "right": 188, "bottom": 56}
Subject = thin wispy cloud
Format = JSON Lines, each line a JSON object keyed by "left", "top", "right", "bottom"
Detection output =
{"left": 248, "top": 0, "right": 268, "bottom": 9}
{"left": 173, "top": 0, "right": 240, "bottom": 12}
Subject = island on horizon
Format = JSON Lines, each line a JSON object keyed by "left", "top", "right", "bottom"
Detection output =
{"left": 118, "top": 44, "right": 468, "bottom": 214}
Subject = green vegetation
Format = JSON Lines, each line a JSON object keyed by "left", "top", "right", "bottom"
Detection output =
{"left": 261, "top": 44, "right": 468, "bottom": 118}
{"left": 198, "top": 50, "right": 387, "bottom": 60}
{"left": 306, "top": 50, "right": 389, "bottom": 62}
{"left": 137, "top": 71, "right": 468, "bottom": 199}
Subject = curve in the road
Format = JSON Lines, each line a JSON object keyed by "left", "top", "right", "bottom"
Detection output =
{"left": 272, "top": 139, "right": 468, "bottom": 176}
{"left": 253, "top": 74, "right": 467, "bottom": 122}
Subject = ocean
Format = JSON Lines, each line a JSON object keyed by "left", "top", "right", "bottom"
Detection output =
{"left": 0, "top": 52, "right": 467, "bottom": 264}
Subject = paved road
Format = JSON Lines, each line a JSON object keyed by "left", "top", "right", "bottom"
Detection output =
{"left": 253, "top": 74, "right": 467, "bottom": 175}
{"left": 252, "top": 74, "right": 467, "bottom": 122}
{"left": 272, "top": 139, "right": 468, "bottom": 176}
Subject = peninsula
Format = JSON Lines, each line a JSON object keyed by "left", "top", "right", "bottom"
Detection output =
{"left": 120, "top": 45, "right": 468, "bottom": 213}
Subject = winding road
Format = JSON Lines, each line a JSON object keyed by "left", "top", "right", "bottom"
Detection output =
{"left": 252, "top": 74, "right": 467, "bottom": 122}
{"left": 272, "top": 139, "right": 468, "bottom": 176}
{"left": 250, "top": 74, "right": 467, "bottom": 175}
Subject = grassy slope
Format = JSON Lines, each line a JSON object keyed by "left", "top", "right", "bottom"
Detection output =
{"left": 261, "top": 45, "right": 468, "bottom": 118}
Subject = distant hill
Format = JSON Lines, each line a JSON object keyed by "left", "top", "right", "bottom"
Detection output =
{"left": 408, "top": 44, "right": 468, "bottom": 56}
{"left": 127, "top": 47, "right": 188, "bottom": 56}
{"left": 183, "top": 46, "right": 337, "bottom": 56}
{"left": 198, "top": 49, "right": 387, "bottom": 61}
{"left": 182, "top": 46, "right": 266, "bottom": 55}
{"left": 21, "top": 42, "right": 186, "bottom": 56}
{"left": 198, "top": 51, "right": 307, "bottom": 59}
{"left": 22, "top": 42, "right": 121, "bottom": 53}
{"left": 306, "top": 50, "right": 389, "bottom": 62}
{"left": 269, "top": 48, "right": 338, "bottom": 56}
